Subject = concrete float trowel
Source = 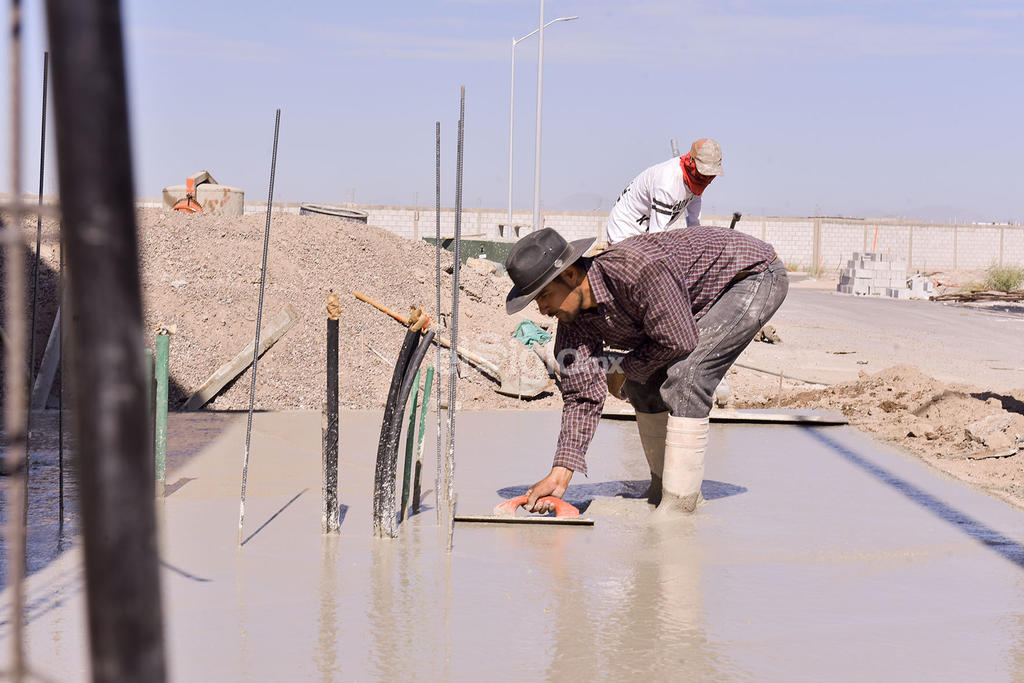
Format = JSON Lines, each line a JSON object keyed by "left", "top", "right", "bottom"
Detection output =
{"left": 353, "top": 292, "right": 554, "bottom": 398}
{"left": 454, "top": 495, "right": 594, "bottom": 526}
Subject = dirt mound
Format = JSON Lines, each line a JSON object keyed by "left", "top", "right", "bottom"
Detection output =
{"left": 12, "top": 208, "right": 561, "bottom": 412}
{"left": 141, "top": 208, "right": 566, "bottom": 410}
{"left": 751, "top": 364, "right": 1024, "bottom": 459}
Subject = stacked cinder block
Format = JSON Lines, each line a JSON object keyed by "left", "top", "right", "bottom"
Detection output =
{"left": 837, "top": 252, "right": 909, "bottom": 298}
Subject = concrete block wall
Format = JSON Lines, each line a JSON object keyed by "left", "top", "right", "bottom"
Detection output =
{"left": 762, "top": 220, "right": 816, "bottom": 267}
{"left": 819, "top": 220, "right": 866, "bottom": 271}
{"left": 355, "top": 208, "right": 1024, "bottom": 272}
{"left": 1003, "top": 227, "right": 1024, "bottom": 267}
{"left": 911, "top": 225, "right": 955, "bottom": 271}
{"left": 140, "top": 198, "right": 1024, "bottom": 272}
{"left": 362, "top": 206, "right": 605, "bottom": 243}
{"left": 956, "top": 226, "right": 1003, "bottom": 270}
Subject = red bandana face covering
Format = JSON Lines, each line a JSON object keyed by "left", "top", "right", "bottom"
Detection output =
{"left": 680, "top": 153, "right": 715, "bottom": 196}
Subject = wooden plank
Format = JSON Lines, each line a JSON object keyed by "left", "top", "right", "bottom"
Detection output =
{"left": 183, "top": 305, "right": 298, "bottom": 411}
{"left": 30, "top": 307, "right": 61, "bottom": 409}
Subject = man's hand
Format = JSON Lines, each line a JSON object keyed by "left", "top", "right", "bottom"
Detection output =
{"left": 525, "top": 466, "right": 573, "bottom": 513}
{"left": 607, "top": 371, "right": 626, "bottom": 400}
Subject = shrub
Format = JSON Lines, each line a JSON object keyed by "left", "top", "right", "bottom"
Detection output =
{"left": 984, "top": 265, "right": 1024, "bottom": 292}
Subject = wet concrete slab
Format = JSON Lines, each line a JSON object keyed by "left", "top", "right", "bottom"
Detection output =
{"left": 5, "top": 409, "right": 1024, "bottom": 680}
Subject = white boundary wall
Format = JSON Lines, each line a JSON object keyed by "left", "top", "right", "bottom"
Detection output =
{"left": 136, "top": 198, "right": 1024, "bottom": 272}
{"left": 353, "top": 205, "right": 1024, "bottom": 272}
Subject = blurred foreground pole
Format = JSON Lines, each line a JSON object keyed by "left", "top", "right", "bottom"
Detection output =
{"left": 5, "top": 0, "right": 28, "bottom": 680}
{"left": 44, "top": 0, "right": 167, "bottom": 681}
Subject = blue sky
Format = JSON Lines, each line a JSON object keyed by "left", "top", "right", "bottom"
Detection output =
{"left": 4, "top": 0, "right": 1023, "bottom": 222}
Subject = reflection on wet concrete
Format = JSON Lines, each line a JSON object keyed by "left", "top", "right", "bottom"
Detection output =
{"left": 1, "top": 410, "right": 240, "bottom": 589}
{"left": 6, "top": 410, "right": 1024, "bottom": 680}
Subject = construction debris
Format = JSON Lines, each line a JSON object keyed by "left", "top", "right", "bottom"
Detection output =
{"left": 162, "top": 170, "right": 244, "bottom": 216}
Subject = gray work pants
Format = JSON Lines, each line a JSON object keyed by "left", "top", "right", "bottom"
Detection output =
{"left": 622, "top": 257, "right": 789, "bottom": 418}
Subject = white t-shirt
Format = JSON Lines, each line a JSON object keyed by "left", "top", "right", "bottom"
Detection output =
{"left": 605, "top": 156, "right": 701, "bottom": 243}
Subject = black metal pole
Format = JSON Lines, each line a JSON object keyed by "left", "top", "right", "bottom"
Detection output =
{"left": 323, "top": 295, "right": 340, "bottom": 533}
{"left": 43, "top": 1, "right": 167, "bottom": 681}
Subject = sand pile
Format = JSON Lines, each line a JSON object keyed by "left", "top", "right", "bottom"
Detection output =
{"left": 740, "top": 364, "right": 1024, "bottom": 460}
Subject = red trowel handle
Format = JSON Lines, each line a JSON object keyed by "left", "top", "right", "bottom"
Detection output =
{"left": 494, "top": 495, "right": 580, "bottom": 518}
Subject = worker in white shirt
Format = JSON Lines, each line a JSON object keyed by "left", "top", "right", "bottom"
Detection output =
{"left": 605, "top": 138, "right": 723, "bottom": 244}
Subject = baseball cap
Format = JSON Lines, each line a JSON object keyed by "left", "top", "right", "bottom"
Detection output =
{"left": 690, "top": 138, "right": 723, "bottom": 176}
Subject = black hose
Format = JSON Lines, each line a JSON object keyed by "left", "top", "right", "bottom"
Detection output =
{"left": 372, "top": 325, "right": 423, "bottom": 537}
{"left": 375, "top": 327, "right": 436, "bottom": 538}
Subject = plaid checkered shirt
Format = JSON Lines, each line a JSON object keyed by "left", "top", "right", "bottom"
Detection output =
{"left": 552, "top": 226, "right": 777, "bottom": 474}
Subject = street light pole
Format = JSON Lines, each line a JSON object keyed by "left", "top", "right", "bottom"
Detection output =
{"left": 532, "top": 0, "right": 545, "bottom": 232}
{"left": 508, "top": 38, "right": 517, "bottom": 227}
{"left": 507, "top": 9, "right": 578, "bottom": 230}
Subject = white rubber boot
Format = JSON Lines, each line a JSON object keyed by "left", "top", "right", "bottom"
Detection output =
{"left": 651, "top": 416, "right": 709, "bottom": 520}
{"left": 635, "top": 411, "right": 668, "bottom": 505}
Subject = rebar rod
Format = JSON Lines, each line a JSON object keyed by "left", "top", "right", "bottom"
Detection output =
{"left": 434, "top": 121, "right": 443, "bottom": 526}
{"left": 26, "top": 51, "right": 49, "bottom": 473}
{"left": 57, "top": 211, "right": 63, "bottom": 524}
{"left": 43, "top": 0, "right": 167, "bottom": 677}
{"left": 5, "top": 1, "right": 28, "bottom": 678}
{"left": 238, "top": 108, "right": 281, "bottom": 546}
{"left": 445, "top": 86, "right": 466, "bottom": 551}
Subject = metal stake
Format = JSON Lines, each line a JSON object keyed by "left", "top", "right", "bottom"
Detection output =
{"left": 323, "top": 294, "right": 340, "bottom": 533}
{"left": 445, "top": 86, "right": 466, "bottom": 551}
{"left": 26, "top": 51, "right": 49, "bottom": 470}
{"left": 155, "top": 331, "right": 169, "bottom": 497}
{"left": 238, "top": 108, "right": 281, "bottom": 545}
{"left": 434, "top": 120, "right": 443, "bottom": 527}
{"left": 58, "top": 207, "right": 64, "bottom": 525}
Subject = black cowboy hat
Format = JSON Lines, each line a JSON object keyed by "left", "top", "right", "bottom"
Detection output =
{"left": 504, "top": 228, "right": 595, "bottom": 314}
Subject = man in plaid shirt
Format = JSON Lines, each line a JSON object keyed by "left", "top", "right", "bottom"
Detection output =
{"left": 504, "top": 225, "right": 788, "bottom": 518}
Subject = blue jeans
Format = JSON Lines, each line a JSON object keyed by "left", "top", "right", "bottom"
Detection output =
{"left": 622, "top": 257, "right": 789, "bottom": 418}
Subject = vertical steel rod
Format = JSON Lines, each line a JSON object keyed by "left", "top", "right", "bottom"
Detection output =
{"left": 434, "top": 121, "right": 443, "bottom": 527}
{"left": 238, "top": 108, "right": 281, "bottom": 546}
{"left": 5, "top": 0, "right": 28, "bottom": 679}
{"left": 323, "top": 295, "right": 340, "bottom": 533}
{"left": 154, "top": 332, "right": 169, "bottom": 497}
{"left": 57, "top": 210, "right": 64, "bottom": 524}
{"left": 43, "top": 0, "right": 168, "bottom": 678}
{"left": 445, "top": 86, "right": 466, "bottom": 551}
{"left": 26, "top": 51, "right": 49, "bottom": 469}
